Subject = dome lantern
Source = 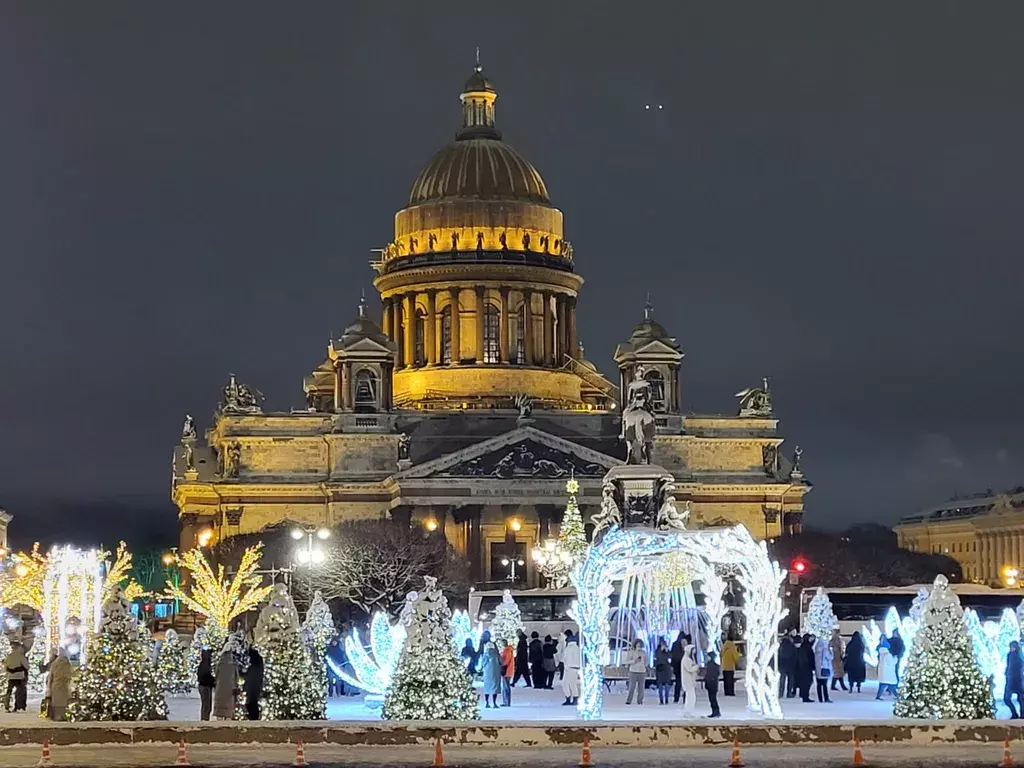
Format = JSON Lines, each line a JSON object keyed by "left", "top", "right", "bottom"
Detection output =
{"left": 458, "top": 49, "right": 500, "bottom": 141}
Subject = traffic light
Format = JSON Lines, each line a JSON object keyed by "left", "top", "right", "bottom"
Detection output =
{"left": 789, "top": 557, "right": 808, "bottom": 585}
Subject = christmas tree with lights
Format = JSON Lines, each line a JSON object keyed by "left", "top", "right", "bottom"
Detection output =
{"left": 302, "top": 590, "right": 334, "bottom": 711}
{"left": 894, "top": 574, "right": 995, "bottom": 719}
{"left": 802, "top": 587, "right": 837, "bottom": 640}
{"left": 156, "top": 628, "right": 193, "bottom": 695}
{"left": 490, "top": 589, "right": 524, "bottom": 647}
{"left": 382, "top": 576, "right": 478, "bottom": 721}
{"left": 534, "top": 477, "right": 590, "bottom": 588}
{"left": 68, "top": 585, "right": 168, "bottom": 721}
{"left": 254, "top": 584, "right": 325, "bottom": 720}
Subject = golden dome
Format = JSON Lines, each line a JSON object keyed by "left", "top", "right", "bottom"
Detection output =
{"left": 408, "top": 139, "right": 550, "bottom": 206}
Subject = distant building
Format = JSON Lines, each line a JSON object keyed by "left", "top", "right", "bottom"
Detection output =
{"left": 895, "top": 488, "right": 1024, "bottom": 585}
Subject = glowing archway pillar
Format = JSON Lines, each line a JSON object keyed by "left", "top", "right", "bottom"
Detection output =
{"left": 571, "top": 524, "right": 788, "bottom": 720}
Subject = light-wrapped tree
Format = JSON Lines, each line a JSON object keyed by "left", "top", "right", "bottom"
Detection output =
{"left": 489, "top": 589, "right": 524, "bottom": 647}
{"left": 533, "top": 477, "right": 589, "bottom": 588}
{"left": 894, "top": 574, "right": 995, "bottom": 719}
{"left": 156, "top": 628, "right": 193, "bottom": 695}
{"left": 302, "top": 590, "right": 334, "bottom": 711}
{"left": 67, "top": 586, "right": 167, "bottom": 721}
{"left": 254, "top": 584, "right": 325, "bottom": 720}
{"left": 802, "top": 587, "right": 837, "bottom": 641}
{"left": 382, "top": 576, "right": 478, "bottom": 721}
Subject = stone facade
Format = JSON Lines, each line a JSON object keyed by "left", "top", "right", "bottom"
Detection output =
{"left": 170, "top": 62, "right": 811, "bottom": 586}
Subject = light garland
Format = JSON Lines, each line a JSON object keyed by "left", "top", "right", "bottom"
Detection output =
{"left": 336, "top": 611, "right": 407, "bottom": 698}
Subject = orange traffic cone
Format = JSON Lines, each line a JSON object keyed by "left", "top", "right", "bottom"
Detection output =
{"left": 728, "top": 738, "right": 744, "bottom": 767}
{"left": 579, "top": 736, "right": 593, "bottom": 768}
{"left": 1001, "top": 739, "right": 1014, "bottom": 768}
{"left": 37, "top": 739, "right": 52, "bottom": 767}
{"left": 294, "top": 739, "right": 306, "bottom": 767}
{"left": 175, "top": 738, "right": 189, "bottom": 766}
{"left": 432, "top": 739, "right": 444, "bottom": 768}
{"left": 852, "top": 737, "right": 866, "bottom": 766}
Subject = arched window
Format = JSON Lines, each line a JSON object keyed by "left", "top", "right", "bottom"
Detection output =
{"left": 414, "top": 309, "right": 426, "bottom": 366}
{"left": 645, "top": 369, "right": 666, "bottom": 412}
{"left": 515, "top": 304, "right": 526, "bottom": 364}
{"left": 483, "top": 304, "right": 500, "bottom": 363}
{"left": 441, "top": 305, "right": 452, "bottom": 365}
{"left": 354, "top": 369, "right": 378, "bottom": 412}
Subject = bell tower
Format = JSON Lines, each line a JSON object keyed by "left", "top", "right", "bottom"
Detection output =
{"left": 613, "top": 299, "right": 684, "bottom": 415}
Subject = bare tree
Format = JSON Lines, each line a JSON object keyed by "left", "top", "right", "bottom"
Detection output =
{"left": 293, "top": 520, "right": 469, "bottom": 617}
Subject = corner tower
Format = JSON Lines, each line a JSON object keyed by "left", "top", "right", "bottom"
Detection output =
{"left": 373, "top": 59, "right": 591, "bottom": 409}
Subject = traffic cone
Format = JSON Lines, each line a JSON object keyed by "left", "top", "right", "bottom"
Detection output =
{"left": 432, "top": 738, "right": 444, "bottom": 768}
{"left": 579, "top": 735, "right": 593, "bottom": 768}
{"left": 852, "top": 737, "right": 866, "bottom": 766}
{"left": 1000, "top": 739, "right": 1014, "bottom": 768}
{"left": 294, "top": 739, "right": 306, "bottom": 767}
{"left": 728, "top": 738, "right": 744, "bottom": 768}
{"left": 175, "top": 738, "right": 189, "bottom": 766}
{"left": 37, "top": 739, "right": 52, "bottom": 767}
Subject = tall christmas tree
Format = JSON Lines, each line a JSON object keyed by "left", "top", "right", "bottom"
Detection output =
{"left": 156, "top": 628, "right": 193, "bottom": 695}
{"left": 534, "top": 477, "right": 590, "bottom": 588}
{"left": 382, "top": 576, "right": 478, "bottom": 721}
{"left": 894, "top": 574, "right": 995, "bottom": 719}
{"left": 254, "top": 584, "right": 325, "bottom": 720}
{"left": 302, "top": 590, "right": 334, "bottom": 712}
{"left": 802, "top": 587, "right": 837, "bottom": 640}
{"left": 68, "top": 586, "right": 168, "bottom": 721}
{"left": 490, "top": 589, "right": 524, "bottom": 647}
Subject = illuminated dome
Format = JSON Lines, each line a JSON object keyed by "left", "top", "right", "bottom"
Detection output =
{"left": 408, "top": 139, "right": 550, "bottom": 206}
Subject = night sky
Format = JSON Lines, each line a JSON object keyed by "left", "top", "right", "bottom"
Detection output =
{"left": 2, "top": 2, "right": 1022, "bottom": 550}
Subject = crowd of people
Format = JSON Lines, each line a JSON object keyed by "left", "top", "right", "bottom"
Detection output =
{"left": 776, "top": 627, "right": 903, "bottom": 703}
{"left": 196, "top": 643, "right": 264, "bottom": 721}
{"left": 462, "top": 629, "right": 582, "bottom": 708}
{"left": 3, "top": 643, "right": 74, "bottom": 720}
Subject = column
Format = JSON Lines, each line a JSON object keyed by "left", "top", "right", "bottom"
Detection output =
{"left": 474, "top": 286, "right": 486, "bottom": 363}
{"left": 341, "top": 362, "right": 351, "bottom": 410}
{"left": 392, "top": 298, "right": 404, "bottom": 368}
{"left": 556, "top": 295, "right": 567, "bottom": 363}
{"left": 522, "top": 290, "right": 535, "bottom": 365}
{"left": 1016, "top": 531, "right": 1024, "bottom": 570}
{"left": 425, "top": 289, "right": 437, "bottom": 365}
{"left": 542, "top": 291, "right": 553, "bottom": 367}
{"left": 567, "top": 296, "right": 578, "bottom": 359}
{"left": 381, "top": 297, "right": 392, "bottom": 339}
{"left": 402, "top": 293, "right": 415, "bottom": 368}
{"left": 449, "top": 287, "right": 461, "bottom": 365}
{"left": 333, "top": 365, "right": 342, "bottom": 412}
{"left": 498, "top": 288, "right": 510, "bottom": 363}
{"left": 982, "top": 533, "right": 992, "bottom": 583}
{"left": 467, "top": 506, "right": 483, "bottom": 583}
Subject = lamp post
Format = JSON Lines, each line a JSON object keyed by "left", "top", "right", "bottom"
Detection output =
{"left": 162, "top": 548, "right": 180, "bottom": 613}
{"left": 291, "top": 525, "right": 331, "bottom": 567}
{"left": 500, "top": 555, "right": 525, "bottom": 583}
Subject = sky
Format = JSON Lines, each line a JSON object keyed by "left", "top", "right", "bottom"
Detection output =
{"left": 1, "top": 1, "right": 1022, "bottom": 550}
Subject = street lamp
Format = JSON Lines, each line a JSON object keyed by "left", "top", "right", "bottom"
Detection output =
{"left": 292, "top": 525, "right": 331, "bottom": 566}
{"left": 1004, "top": 566, "right": 1020, "bottom": 588}
{"left": 500, "top": 555, "right": 525, "bottom": 583}
{"left": 197, "top": 528, "right": 214, "bottom": 548}
{"left": 163, "top": 548, "right": 180, "bottom": 613}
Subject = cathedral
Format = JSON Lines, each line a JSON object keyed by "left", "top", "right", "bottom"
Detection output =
{"left": 171, "top": 62, "right": 811, "bottom": 588}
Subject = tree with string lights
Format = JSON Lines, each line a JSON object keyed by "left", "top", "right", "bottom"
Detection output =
{"left": 254, "top": 584, "right": 324, "bottom": 720}
{"left": 156, "top": 628, "right": 192, "bottom": 696}
{"left": 302, "top": 590, "right": 334, "bottom": 711}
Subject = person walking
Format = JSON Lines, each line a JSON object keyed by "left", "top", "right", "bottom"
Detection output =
{"left": 1005, "top": 641, "right": 1024, "bottom": 719}
{"left": 829, "top": 629, "right": 847, "bottom": 691}
{"left": 624, "top": 639, "right": 647, "bottom": 705}
{"left": 45, "top": 647, "right": 72, "bottom": 721}
{"left": 528, "top": 632, "right": 545, "bottom": 691}
{"left": 561, "top": 630, "right": 581, "bottom": 706}
{"left": 499, "top": 639, "right": 514, "bottom": 707}
{"left": 720, "top": 638, "right": 740, "bottom": 696}
{"left": 670, "top": 631, "right": 685, "bottom": 703}
{"left": 704, "top": 650, "right": 722, "bottom": 718}
{"left": 197, "top": 648, "right": 216, "bottom": 720}
{"left": 213, "top": 645, "right": 239, "bottom": 720}
{"left": 513, "top": 631, "right": 531, "bottom": 687}
{"left": 542, "top": 635, "right": 558, "bottom": 689}
{"left": 481, "top": 643, "right": 502, "bottom": 709}
{"left": 844, "top": 631, "right": 867, "bottom": 693}
{"left": 778, "top": 630, "right": 797, "bottom": 698}
{"left": 4, "top": 642, "right": 28, "bottom": 713}
{"left": 681, "top": 645, "right": 699, "bottom": 715}
{"left": 654, "top": 638, "right": 673, "bottom": 705}
{"left": 797, "top": 633, "right": 815, "bottom": 702}
{"left": 243, "top": 646, "right": 264, "bottom": 721}
{"left": 888, "top": 628, "right": 905, "bottom": 683}
{"left": 875, "top": 639, "right": 899, "bottom": 700}
{"left": 813, "top": 634, "right": 833, "bottom": 702}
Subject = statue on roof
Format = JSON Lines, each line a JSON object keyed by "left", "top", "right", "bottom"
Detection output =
{"left": 735, "top": 377, "right": 772, "bottom": 418}
{"left": 221, "top": 373, "right": 263, "bottom": 414}
{"left": 790, "top": 445, "right": 804, "bottom": 480}
{"left": 620, "top": 366, "right": 656, "bottom": 464}
{"left": 181, "top": 414, "right": 196, "bottom": 442}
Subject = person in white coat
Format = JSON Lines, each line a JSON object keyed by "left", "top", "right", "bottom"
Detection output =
{"left": 875, "top": 639, "right": 899, "bottom": 699}
{"left": 561, "top": 630, "right": 581, "bottom": 705}
{"left": 681, "top": 645, "right": 699, "bottom": 715}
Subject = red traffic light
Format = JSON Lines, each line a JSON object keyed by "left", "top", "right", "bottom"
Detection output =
{"left": 792, "top": 559, "right": 807, "bottom": 574}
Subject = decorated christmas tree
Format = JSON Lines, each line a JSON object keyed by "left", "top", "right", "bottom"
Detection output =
{"left": 68, "top": 585, "right": 168, "bottom": 721}
{"left": 254, "top": 584, "right": 325, "bottom": 720}
{"left": 302, "top": 590, "right": 334, "bottom": 711}
{"left": 490, "top": 589, "right": 524, "bottom": 647}
{"left": 382, "top": 576, "right": 478, "bottom": 721}
{"left": 533, "top": 477, "right": 590, "bottom": 588}
{"left": 802, "top": 587, "right": 837, "bottom": 640}
{"left": 156, "top": 628, "right": 193, "bottom": 695}
{"left": 894, "top": 574, "right": 995, "bottom": 719}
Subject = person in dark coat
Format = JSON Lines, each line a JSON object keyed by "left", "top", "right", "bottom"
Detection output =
{"left": 197, "top": 649, "right": 216, "bottom": 720}
{"left": 778, "top": 629, "right": 797, "bottom": 698}
{"left": 243, "top": 647, "right": 264, "bottom": 721}
{"left": 888, "top": 629, "right": 905, "bottom": 682}
{"left": 513, "top": 631, "right": 531, "bottom": 687}
{"left": 461, "top": 638, "right": 479, "bottom": 675}
{"left": 541, "top": 636, "right": 558, "bottom": 689}
{"left": 704, "top": 650, "right": 722, "bottom": 718}
{"left": 796, "top": 633, "right": 816, "bottom": 702}
{"left": 1005, "top": 641, "right": 1024, "bottom": 719}
{"left": 670, "top": 632, "right": 685, "bottom": 703}
{"left": 654, "top": 638, "right": 673, "bottom": 705}
{"left": 844, "top": 631, "right": 867, "bottom": 693}
{"left": 528, "top": 632, "right": 545, "bottom": 690}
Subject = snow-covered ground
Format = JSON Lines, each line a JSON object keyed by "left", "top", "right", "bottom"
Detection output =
{"left": 0, "top": 679, "right": 1017, "bottom": 724}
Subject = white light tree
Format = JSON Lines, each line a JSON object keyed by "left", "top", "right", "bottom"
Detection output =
{"left": 254, "top": 584, "right": 325, "bottom": 720}
{"left": 490, "top": 590, "right": 524, "bottom": 647}
{"left": 802, "top": 587, "right": 837, "bottom": 641}
{"left": 382, "top": 576, "right": 478, "bottom": 720}
{"left": 302, "top": 590, "right": 335, "bottom": 712}
{"left": 894, "top": 575, "right": 994, "bottom": 719}
{"left": 156, "top": 628, "right": 193, "bottom": 695}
